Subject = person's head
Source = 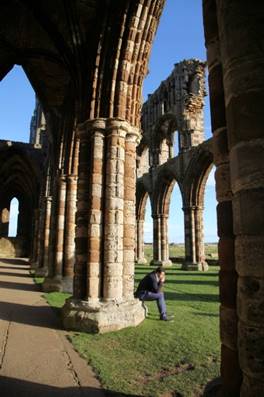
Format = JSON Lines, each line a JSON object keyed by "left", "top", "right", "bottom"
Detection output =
{"left": 155, "top": 266, "right": 165, "bottom": 279}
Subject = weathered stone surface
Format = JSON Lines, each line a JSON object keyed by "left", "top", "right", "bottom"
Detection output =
{"left": 62, "top": 298, "right": 145, "bottom": 334}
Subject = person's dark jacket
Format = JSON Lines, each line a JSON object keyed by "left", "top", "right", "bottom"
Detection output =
{"left": 135, "top": 271, "right": 162, "bottom": 297}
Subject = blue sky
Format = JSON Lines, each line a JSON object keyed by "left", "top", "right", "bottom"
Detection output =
{"left": 0, "top": 0, "right": 217, "bottom": 241}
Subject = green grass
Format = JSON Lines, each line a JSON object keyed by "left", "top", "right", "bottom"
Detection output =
{"left": 144, "top": 243, "right": 218, "bottom": 264}
{"left": 43, "top": 265, "right": 220, "bottom": 397}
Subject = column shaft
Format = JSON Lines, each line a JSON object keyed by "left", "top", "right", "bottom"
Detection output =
{"left": 103, "top": 121, "right": 126, "bottom": 301}
{"left": 123, "top": 131, "right": 139, "bottom": 299}
{"left": 64, "top": 176, "right": 77, "bottom": 279}
{"left": 86, "top": 127, "right": 104, "bottom": 302}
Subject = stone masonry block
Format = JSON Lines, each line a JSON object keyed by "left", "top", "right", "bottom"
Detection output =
{"left": 233, "top": 188, "right": 264, "bottom": 235}
{"left": 230, "top": 139, "right": 264, "bottom": 194}
{"left": 237, "top": 276, "right": 264, "bottom": 326}
{"left": 236, "top": 235, "right": 264, "bottom": 278}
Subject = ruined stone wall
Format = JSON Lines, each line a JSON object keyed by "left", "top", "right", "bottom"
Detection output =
{"left": 137, "top": 59, "right": 206, "bottom": 175}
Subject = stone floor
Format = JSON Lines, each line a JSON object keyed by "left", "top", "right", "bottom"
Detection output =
{"left": 0, "top": 258, "right": 105, "bottom": 397}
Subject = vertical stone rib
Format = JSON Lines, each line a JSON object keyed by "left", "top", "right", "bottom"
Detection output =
{"left": 86, "top": 120, "right": 105, "bottom": 303}
{"left": 103, "top": 119, "right": 126, "bottom": 301}
{"left": 123, "top": 128, "right": 139, "bottom": 299}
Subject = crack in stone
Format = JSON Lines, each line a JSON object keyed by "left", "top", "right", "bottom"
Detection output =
{"left": 0, "top": 317, "right": 12, "bottom": 370}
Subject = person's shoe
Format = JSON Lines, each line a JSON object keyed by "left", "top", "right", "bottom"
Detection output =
{"left": 160, "top": 315, "right": 174, "bottom": 322}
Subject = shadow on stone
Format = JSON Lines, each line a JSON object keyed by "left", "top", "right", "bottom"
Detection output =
{"left": 0, "top": 301, "right": 62, "bottom": 330}
{"left": 0, "top": 376, "right": 141, "bottom": 397}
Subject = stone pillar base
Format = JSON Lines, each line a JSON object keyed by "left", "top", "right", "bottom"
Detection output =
{"left": 30, "top": 261, "right": 39, "bottom": 270}
{"left": 198, "top": 261, "right": 209, "bottom": 272}
{"left": 181, "top": 261, "right": 199, "bottom": 271}
{"left": 150, "top": 259, "right": 172, "bottom": 267}
{"left": 34, "top": 267, "right": 48, "bottom": 277}
{"left": 135, "top": 257, "right": 148, "bottom": 265}
{"left": 62, "top": 298, "right": 145, "bottom": 334}
{"left": 42, "top": 276, "right": 63, "bottom": 292}
{"left": 42, "top": 276, "right": 73, "bottom": 293}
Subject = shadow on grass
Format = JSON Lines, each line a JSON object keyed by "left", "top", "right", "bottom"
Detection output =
{"left": 165, "top": 291, "right": 219, "bottom": 303}
{"left": 193, "top": 312, "right": 219, "bottom": 318}
{"left": 166, "top": 279, "right": 219, "bottom": 286}
{"left": 0, "top": 375, "right": 140, "bottom": 397}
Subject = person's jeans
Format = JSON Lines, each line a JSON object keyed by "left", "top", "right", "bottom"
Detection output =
{"left": 137, "top": 290, "right": 167, "bottom": 318}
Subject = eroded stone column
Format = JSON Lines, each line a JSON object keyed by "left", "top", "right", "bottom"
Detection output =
{"left": 43, "top": 175, "right": 67, "bottom": 291}
{"left": 135, "top": 219, "right": 147, "bottom": 264}
{"left": 103, "top": 120, "right": 126, "bottom": 302}
{"left": 216, "top": 1, "right": 264, "bottom": 394}
{"left": 123, "top": 129, "right": 140, "bottom": 299}
{"left": 194, "top": 206, "right": 208, "bottom": 271}
{"left": 182, "top": 206, "right": 197, "bottom": 270}
{"left": 151, "top": 214, "right": 161, "bottom": 265}
{"left": 30, "top": 208, "right": 39, "bottom": 266}
{"left": 62, "top": 118, "right": 145, "bottom": 333}
{"left": 63, "top": 176, "right": 77, "bottom": 292}
{"left": 203, "top": 0, "right": 242, "bottom": 394}
{"left": 86, "top": 121, "right": 105, "bottom": 305}
{"left": 35, "top": 196, "right": 52, "bottom": 276}
{"left": 160, "top": 215, "right": 172, "bottom": 266}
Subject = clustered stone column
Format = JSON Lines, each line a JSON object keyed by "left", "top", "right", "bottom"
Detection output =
{"left": 183, "top": 205, "right": 208, "bottom": 271}
{"left": 151, "top": 214, "right": 171, "bottom": 266}
{"left": 62, "top": 118, "right": 145, "bottom": 333}
{"left": 43, "top": 171, "right": 78, "bottom": 293}
{"left": 203, "top": 0, "right": 242, "bottom": 394}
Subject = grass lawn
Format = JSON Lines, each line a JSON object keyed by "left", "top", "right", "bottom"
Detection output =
{"left": 43, "top": 265, "right": 220, "bottom": 397}
{"left": 144, "top": 243, "right": 218, "bottom": 264}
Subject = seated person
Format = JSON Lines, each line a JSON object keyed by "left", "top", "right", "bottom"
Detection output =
{"left": 135, "top": 266, "right": 173, "bottom": 321}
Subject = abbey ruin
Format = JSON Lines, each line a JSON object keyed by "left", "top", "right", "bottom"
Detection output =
{"left": 0, "top": 1, "right": 263, "bottom": 396}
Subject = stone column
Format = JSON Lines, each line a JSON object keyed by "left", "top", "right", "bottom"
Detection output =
{"left": 160, "top": 215, "right": 172, "bottom": 266}
{"left": 216, "top": 2, "right": 264, "bottom": 395}
{"left": 0, "top": 206, "right": 10, "bottom": 237}
{"left": 182, "top": 206, "right": 197, "bottom": 270}
{"left": 203, "top": 1, "right": 242, "bottom": 394}
{"left": 123, "top": 129, "right": 140, "bottom": 299}
{"left": 194, "top": 206, "right": 208, "bottom": 271}
{"left": 103, "top": 121, "right": 126, "bottom": 302}
{"left": 150, "top": 214, "right": 171, "bottom": 267}
{"left": 35, "top": 196, "right": 52, "bottom": 276}
{"left": 151, "top": 214, "right": 161, "bottom": 265}
{"left": 86, "top": 121, "right": 105, "bottom": 305}
{"left": 30, "top": 208, "right": 39, "bottom": 267}
{"left": 43, "top": 197, "right": 52, "bottom": 271}
{"left": 63, "top": 175, "right": 77, "bottom": 293}
{"left": 33, "top": 198, "right": 45, "bottom": 271}
{"left": 62, "top": 118, "right": 145, "bottom": 333}
{"left": 135, "top": 219, "right": 147, "bottom": 264}
{"left": 43, "top": 175, "right": 67, "bottom": 291}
